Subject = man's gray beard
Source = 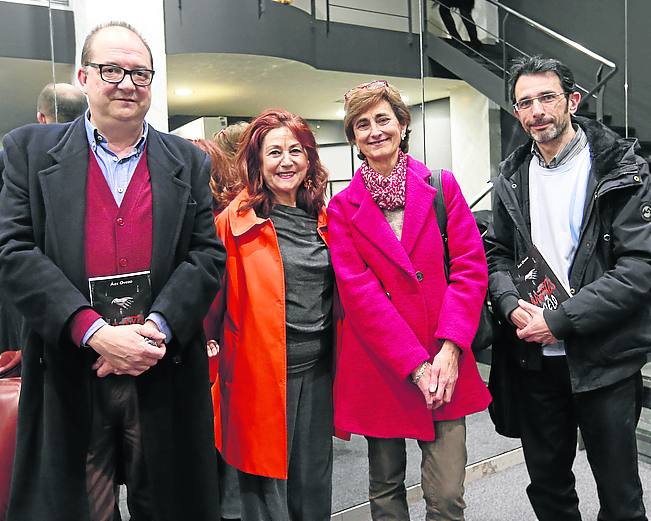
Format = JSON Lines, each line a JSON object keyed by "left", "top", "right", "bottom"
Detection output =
{"left": 529, "top": 117, "right": 569, "bottom": 144}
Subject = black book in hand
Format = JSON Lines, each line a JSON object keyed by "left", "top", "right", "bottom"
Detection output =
{"left": 511, "top": 245, "right": 570, "bottom": 311}
{"left": 88, "top": 271, "right": 152, "bottom": 326}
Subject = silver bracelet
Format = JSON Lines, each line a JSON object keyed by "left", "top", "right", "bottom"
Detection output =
{"left": 411, "top": 362, "right": 430, "bottom": 384}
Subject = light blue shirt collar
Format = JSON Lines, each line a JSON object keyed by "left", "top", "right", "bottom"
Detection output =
{"left": 83, "top": 110, "right": 148, "bottom": 157}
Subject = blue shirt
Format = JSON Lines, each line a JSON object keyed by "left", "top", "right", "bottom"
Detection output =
{"left": 81, "top": 112, "right": 172, "bottom": 345}
{"left": 83, "top": 112, "right": 148, "bottom": 206}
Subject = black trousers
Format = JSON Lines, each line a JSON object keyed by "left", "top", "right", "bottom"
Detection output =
{"left": 517, "top": 356, "right": 647, "bottom": 521}
{"left": 438, "top": 2, "right": 480, "bottom": 44}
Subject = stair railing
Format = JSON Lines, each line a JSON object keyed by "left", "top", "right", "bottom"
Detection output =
{"left": 323, "top": 0, "right": 415, "bottom": 44}
{"left": 428, "top": 0, "right": 617, "bottom": 120}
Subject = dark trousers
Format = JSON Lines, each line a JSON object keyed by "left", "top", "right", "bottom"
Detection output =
{"left": 438, "top": 2, "right": 480, "bottom": 44}
{"left": 238, "top": 358, "right": 333, "bottom": 521}
{"left": 518, "top": 356, "right": 647, "bottom": 521}
{"left": 217, "top": 450, "right": 241, "bottom": 519}
{"left": 86, "top": 376, "right": 154, "bottom": 521}
{"left": 366, "top": 418, "right": 467, "bottom": 521}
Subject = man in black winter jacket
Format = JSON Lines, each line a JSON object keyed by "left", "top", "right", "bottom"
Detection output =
{"left": 487, "top": 56, "right": 649, "bottom": 521}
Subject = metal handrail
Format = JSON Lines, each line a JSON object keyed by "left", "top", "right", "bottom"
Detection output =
{"left": 469, "top": 182, "right": 494, "bottom": 211}
{"left": 325, "top": 0, "right": 414, "bottom": 43}
{"left": 430, "top": 0, "right": 617, "bottom": 120}
{"left": 483, "top": 0, "right": 615, "bottom": 69}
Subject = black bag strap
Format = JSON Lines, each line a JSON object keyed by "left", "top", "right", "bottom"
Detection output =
{"left": 428, "top": 169, "right": 450, "bottom": 281}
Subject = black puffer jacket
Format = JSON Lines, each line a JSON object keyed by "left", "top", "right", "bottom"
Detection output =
{"left": 486, "top": 116, "right": 651, "bottom": 392}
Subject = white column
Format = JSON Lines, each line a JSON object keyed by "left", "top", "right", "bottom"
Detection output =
{"left": 70, "top": 0, "right": 169, "bottom": 131}
{"left": 449, "top": 84, "right": 493, "bottom": 210}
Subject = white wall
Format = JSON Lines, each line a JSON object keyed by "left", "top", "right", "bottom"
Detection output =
{"left": 71, "top": 0, "right": 169, "bottom": 131}
{"left": 409, "top": 97, "right": 453, "bottom": 171}
{"left": 449, "top": 84, "right": 493, "bottom": 209}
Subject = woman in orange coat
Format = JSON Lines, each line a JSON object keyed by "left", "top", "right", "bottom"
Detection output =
{"left": 209, "top": 109, "right": 334, "bottom": 521}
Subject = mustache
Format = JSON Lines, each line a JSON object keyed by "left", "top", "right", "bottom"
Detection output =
{"left": 529, "top": 117, "right": 553, "bottom": 126}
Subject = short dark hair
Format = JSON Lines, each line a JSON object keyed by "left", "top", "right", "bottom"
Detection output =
{"left": 508, "top": 56, "right": 576, "bottom": 103}
{"left": 81, "top": 21, "right": 153, "bottom": 70}
{"left": 37, "top": 83, "right": 87, "bottom": 123}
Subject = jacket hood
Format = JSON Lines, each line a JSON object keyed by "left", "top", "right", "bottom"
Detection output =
{"left": 499, "top": 116, "right": 641, "bottom": 181}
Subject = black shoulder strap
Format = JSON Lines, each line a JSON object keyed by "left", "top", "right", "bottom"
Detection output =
{"left": 428, "top": 169, "right": 450, "bottom": 280}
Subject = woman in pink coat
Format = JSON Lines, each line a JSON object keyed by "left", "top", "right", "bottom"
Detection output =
{"left": 328, "top": 80, "right": 491, "bottom": 521}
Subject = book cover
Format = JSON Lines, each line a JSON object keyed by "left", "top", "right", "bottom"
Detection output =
{"left": 511, "top": 245, "right": 570, "bottom": 311}
{"left": 88, "top": 270, "right": 152, "bottom": 326}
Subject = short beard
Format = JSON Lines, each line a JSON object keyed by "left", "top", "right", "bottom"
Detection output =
{"left": 529, "top": 117, "right": 569, "bottom": 144}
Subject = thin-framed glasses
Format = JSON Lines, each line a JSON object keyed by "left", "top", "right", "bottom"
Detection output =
{"left": 513, "top": 92, "right": 568, "bottom": 112}
{"left": 85, "top": 63, "right": 155, "bottom": 87}
{"left": 344, "top": 80, "right": 389, "bottom": 104}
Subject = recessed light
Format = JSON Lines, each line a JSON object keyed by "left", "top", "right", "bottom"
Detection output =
{"left": 175, "top": 88, "right": 193, "bottom": 96}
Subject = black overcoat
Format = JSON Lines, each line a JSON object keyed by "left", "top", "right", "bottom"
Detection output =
{"left": 0, "top": 117, "right": 226, "bottom": 521}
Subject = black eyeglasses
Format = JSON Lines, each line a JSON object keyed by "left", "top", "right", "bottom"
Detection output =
{"left": 85, "top": 62, "right": 155, "bottom": 87}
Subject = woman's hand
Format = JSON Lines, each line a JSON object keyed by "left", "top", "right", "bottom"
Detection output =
{"left": 430, "top": 340, "right": 461, "bottom": 409}
{"left": 411, "top": 361, "right": 435, "bottom": 409}
{"left": 206, "top": 339, "right": 219, "bottom": 357}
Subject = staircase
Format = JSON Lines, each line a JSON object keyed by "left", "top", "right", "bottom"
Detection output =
{"left": 425, "top": 0, "right": 651, "bottom": 160}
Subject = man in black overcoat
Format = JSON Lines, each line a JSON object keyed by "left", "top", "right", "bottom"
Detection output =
{"left": 0, "top": 21, "right": 225, "bottom": 521}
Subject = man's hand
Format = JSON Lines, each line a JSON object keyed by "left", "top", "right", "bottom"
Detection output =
{"left": 516, "top": 299, "right": 558, "bottom": 344}
{"left": 430, "top": 340, "right": 461, "bottom": 409}
{"left": 206, "top": 339, "right": 219, "bottom": 357}
{"left": 510, "top": 306, "right": 533, "bottom": 329}
{"left": 111, "top": 296, "right": 134, "bottom": 310}
{"left": 87, "top": 322, "right": 166, "bottom": 377}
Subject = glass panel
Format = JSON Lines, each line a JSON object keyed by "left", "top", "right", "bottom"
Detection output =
{"left": 0, "top": 0, "right": 61, "bottom": 142}
{"left": 421, "top": 0, "right": 523, "bottom": 510}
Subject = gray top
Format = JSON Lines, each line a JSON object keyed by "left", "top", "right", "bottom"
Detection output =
{"left": 270, "top": 204, "right": 333, "bottom": 373}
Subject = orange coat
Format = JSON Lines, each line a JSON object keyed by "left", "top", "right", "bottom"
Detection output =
{"left": 210, "top": 191, "right": 329, "bottom": 479}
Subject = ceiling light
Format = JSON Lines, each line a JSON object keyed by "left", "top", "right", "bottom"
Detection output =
{"left": 336, "top": 109, "right": 346, "bottom": 119}
{"left": 175, "top": 88, "right": 193, "bottom": 96}
{"left": 272, "top": 0, "right": 294, "bottom": 4}
{"left": 401, "top": 94, "right": 410, "bottom": 104}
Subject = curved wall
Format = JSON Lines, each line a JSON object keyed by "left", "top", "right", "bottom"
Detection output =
{"left": 164, "top": 0, "right": 426, "bottom": 79}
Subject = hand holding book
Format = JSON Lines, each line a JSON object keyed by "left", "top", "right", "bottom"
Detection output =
{"left": 514, "top": 299, "right": 559, "bottom": 345}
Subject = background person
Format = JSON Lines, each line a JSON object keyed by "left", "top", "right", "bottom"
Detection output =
{"left": 36, "top": 82, "right": 87, "bottom": 124}
{"left": 192, "top": 137, "right": 243, "bottom": 521}
{"left": 486, "top": 55, "right": 649, "bottom": 521}
{"left": 208, "top": 108, "right": 335, "bottom": 521}
{"left": 0, "top": 22, "right": 225, "bottom": 521}
{"left": 0, "top": 82, "right": 88, "bottom": 354}
{"left": 328, "top": 80, "right": 491, "bottom": 521}
{"left": 437, "top": 0, "right": 481, "bottom": 48}
{"left": 214, "top": 121, "right": 249, "bottom": 160}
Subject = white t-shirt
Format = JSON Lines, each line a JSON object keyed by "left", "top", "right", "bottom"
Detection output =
{"left": 529, "top": 145, "right": 591, "bottom": 356}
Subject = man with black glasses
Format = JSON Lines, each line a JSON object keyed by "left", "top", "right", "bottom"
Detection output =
{"left": 0, "top": 21, "right": 225, "bottom": 521}
{"left": 487, "top": 55, "right": 649, "bottom": 521}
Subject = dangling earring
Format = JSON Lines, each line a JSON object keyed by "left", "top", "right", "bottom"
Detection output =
{"left": 400, "top": 129, "right": 406, "bottom": 140}
{"left": 303, "top": 177, "right": 314, "bottom": 191}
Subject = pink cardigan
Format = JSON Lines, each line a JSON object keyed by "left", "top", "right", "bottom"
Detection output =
{"left": 328, "top": 156, "right": 491, "bottom": 440}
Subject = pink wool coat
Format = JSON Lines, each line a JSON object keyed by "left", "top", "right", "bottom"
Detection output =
{"left": 328, "top": 155, "right": 491, "bottom": 440}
